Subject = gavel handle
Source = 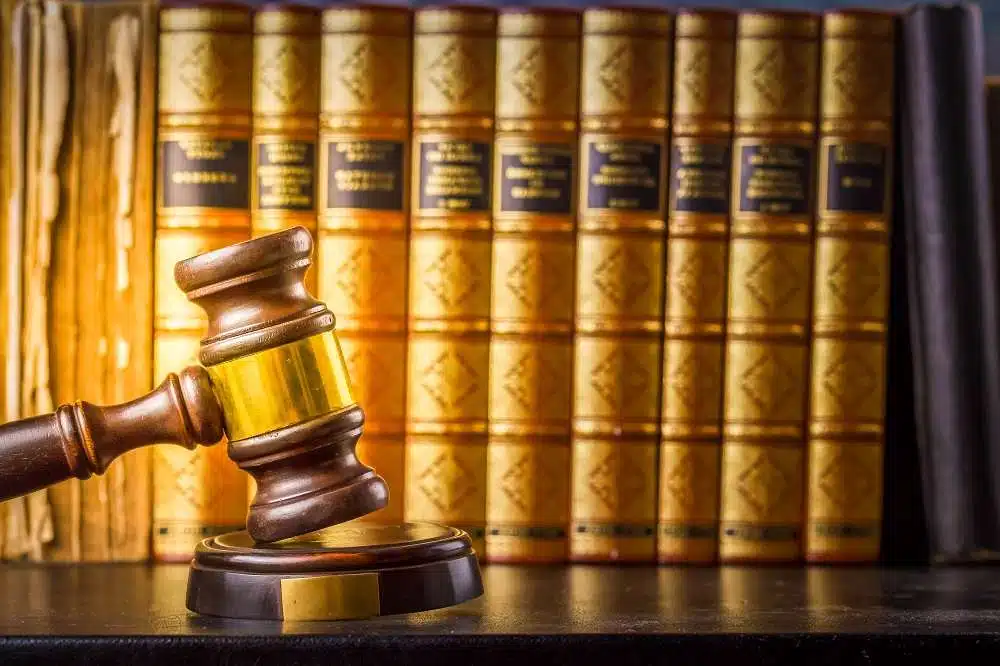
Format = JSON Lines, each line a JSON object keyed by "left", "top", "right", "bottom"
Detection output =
{"left": 0, "top": 366, "right": 224, "bottom": 503}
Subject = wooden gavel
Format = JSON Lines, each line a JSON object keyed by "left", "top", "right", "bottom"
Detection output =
{"left": 0, "top": 227, "right": 388, "bottom": 543}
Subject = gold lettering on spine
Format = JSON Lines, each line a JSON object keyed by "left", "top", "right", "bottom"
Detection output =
{"left": 488, "top": 10, "right": 580, "bottom": 563}
{"left": 570, "top": 8, "right": 671, "bottom": 563}
{"left": 252, "top": 6, "right": 320, "bottom": 293}
{"left": 318, "top": 6, "right": 411, "bottom": 524}
{"left": 407, "top": 8, "right": 495, "bottom": 555}
{"left": 153, "top": 5, "right": 252, "bottom": 562}
{"left": 658, "top": 10, "right": 736, "bottom": 564}
{"left": 805, "top": 12, "right": 894, "bottom": 563}
{"left": 719, "top": 12, "right": 819, "bottom": 563}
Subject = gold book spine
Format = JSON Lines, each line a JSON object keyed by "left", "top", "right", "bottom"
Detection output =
{"left": 487, "top": 9, "right": 580, "bottom": 563}
{"left": 153, "top": 4, "right": 252, "bottom": 562}
{"left": 805, "top": 11, "right": 894, "bottom": 563}
{"left": 657, "top": 9, "right": 736, "bottom": 564}
{"left": 408, "top": 7, "right": 494, "bottom": 551}
{"left": 251, "top": 5, "right": 320, "bottom": 295}
{"left": 719, "top": 11, "right": 820, "bottom": 563}
{"left": 569, "top": 8, "right": 672, "bottom": 563}
{"left": 318, "top": 6, "right": 411, "bottom": 524}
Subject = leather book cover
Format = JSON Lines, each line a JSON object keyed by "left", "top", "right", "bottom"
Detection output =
{"left": 879, "top": 33, "right": 927, "bottom": 564}
{"left": 487, "top": 9, "right": 579, "bottom": 563}
{"left": 250, "top": 5, "right": 319, "bottom": 285}
{"left": 153, "top": 4, "right": 252, "bottom": 562}
{"left": 804, "top": 10, "right": 895, "bottom": 563}
{"left": 899, "top": 3, "right": 1000, "bottom": 563}
{"left": 318, "top": 5, "right": 411, "bottom": 525}
{"left": 657, "top": 8, "right": 736, "bottom": 565}
{"left": 247, "top": 4, "right": 320, "bottom": 503}
{"left": 718, "top": 10, "right": 820, "bottom": 563}
{"left": 0, "top": 0, "right": 12, "bottom": 508}
{"left": 407, "top": 6, "right": 493, "bottom": 547}
{"left": 570, "top": 6, "right": 672, "bottom": 563}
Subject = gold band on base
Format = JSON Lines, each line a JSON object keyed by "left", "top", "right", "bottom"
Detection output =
{"left": 280, "top": 572, "right": 381, "bottom": 620}
{"left": 206, "top": 330, "right": 355, "bottom": 441}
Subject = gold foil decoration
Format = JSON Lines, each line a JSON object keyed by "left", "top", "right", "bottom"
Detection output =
{"left": 318, "top": 5, "right": 411, "bottom": 524}
{"left": 805, "top": 11, "right": 894, "bottom": 563}
{"left": 719, "top": 11, "right": 819, "bottom": 563}
{"left": 153, "top": 4, "right": 252, "bottom": 562}
{"left": 407, "top": 7, "right": 495, "bottom": 555}
{"left": 251, "top": 6, "right": 320, "bottom": 292}
{"left": 488, "top": 9, "right": 579, "bottom": 563}
{"left": 570, "top": 7, "right": 671, "bottom": 563}
{"left": 658, "top": 9, "right": 737, "bottom": 564}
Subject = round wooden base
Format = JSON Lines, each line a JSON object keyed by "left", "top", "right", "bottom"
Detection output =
{"left": 186, "top": 522, "right": 483, "bottom": 620}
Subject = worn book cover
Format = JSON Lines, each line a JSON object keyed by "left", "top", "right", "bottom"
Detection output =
{"left": 2, "top": 0, "right": 156, "bottom": 562}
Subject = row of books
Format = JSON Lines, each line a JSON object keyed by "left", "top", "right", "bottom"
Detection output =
{"left": 0, "top": 0, "right": 910, "bottom": 565}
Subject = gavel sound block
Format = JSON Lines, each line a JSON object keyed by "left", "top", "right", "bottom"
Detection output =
{"left": 0, "top": 227, "right": 483, "bottom": 621}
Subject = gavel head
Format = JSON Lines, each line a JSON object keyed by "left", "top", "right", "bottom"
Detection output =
{"left": 174, "top": 227, "right": 388, "bottom": 543}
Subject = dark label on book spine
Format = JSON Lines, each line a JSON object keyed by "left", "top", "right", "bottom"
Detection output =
{"left": 736, "top": 142, "right": 812, "bottom": 215}
{"left": 418, "top": 139, "right": 491, "bottom": 212}
{"left": 255, "top": 139, "right": 316, "bottom": 211}
{"left": 498, "top": 143, "right": 574, "bottom": 214}
{"left": 160, "top": 138, "right": 250, "bottom": 209}
{"left": 669, "top": 141, "right": 731, "bottom": 215}
{"left": 325, "top": 140, "right": 404, "bottom": 211}
{"left": 823, "top": 141, "right": 887, "bottom": 214}
{"left": 584, "top": 139, "right": 663, "bottom": 212}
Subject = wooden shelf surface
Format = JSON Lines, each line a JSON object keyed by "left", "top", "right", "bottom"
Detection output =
{"left": 3, "top": 564, "right": 1000, "bottom": 664}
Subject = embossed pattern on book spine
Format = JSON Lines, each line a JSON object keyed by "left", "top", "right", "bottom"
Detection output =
{"left": 569, "top": 7, "right": 671, "bottom": 563}
{"left": 719, "top": 11, "right": 819, "bottom": 563}
{"left": 251, "top": 6, "right": 320, "bottom": 293}
{"left": 318, "top": 6, "right": 411, "bottom": 523}
{"left": 657, "top": 9, "right": 736, "bottom": 564}
{"left": 153, "top": 5, "right": 252, "bottom": 562}
{"left": 805, "top": 11, "right": 894, "bottom": 563}
{"left": 487, "top": 9, "right": 580, "bottom": 563}
{"left": 407, "top": 7, "right": 495, "bottom": 553}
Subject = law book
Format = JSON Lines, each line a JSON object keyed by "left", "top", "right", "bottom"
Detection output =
{"left": 2, "top": 0, "right": 156, "bottom": 562}
{"left": 900, "top": 3, "right": 1000, "bottom": 562}
{"left": 569, "top": 6, "right": 671, "bottom": 563}
{"left": 804, "top": 10, "right": 895, "bottom": 563}
{"left": 718, "top": 10, "right": 820, "bottom": 563}
{"left": 250, "top": 4, "right": 320, "bottom": 280}
{"left": 407, "top": 6, "right": 494, "bottom": 550}
{"left": 152, "top": 3, "right": 251, "bottom": 562}
{"left": 0, "top": 0, "right": 12, "bottom": 492}
{"left": 317, "top": 4, "right": 411, "bottom": 524}
{"left": 657, "top": 8, "right": 736, "bottom": 564}
{"left": 487, "top": 8, "right": 580, "bottom": 563}
{"left": 246, "top": 3, "right": 321, "bottom": 503}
